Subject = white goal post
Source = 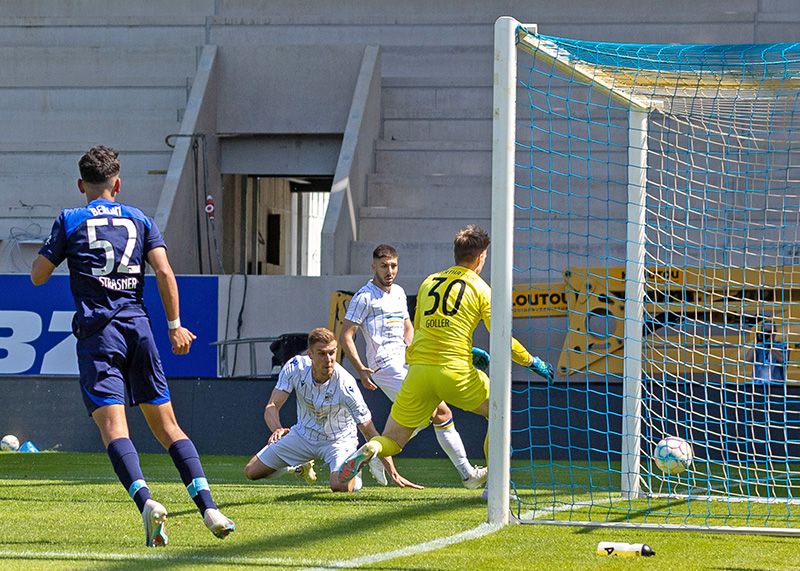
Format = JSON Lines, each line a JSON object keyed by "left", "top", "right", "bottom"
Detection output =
{"left": 487, "top": 14, "right": 518, "bottom": 527}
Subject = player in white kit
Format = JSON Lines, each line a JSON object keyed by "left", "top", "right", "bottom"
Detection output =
{"left": 340, "top": 245, "right": 487, "bottom": 489}
{"left": 244, "top": 327, "right": 420, "bottom": 491}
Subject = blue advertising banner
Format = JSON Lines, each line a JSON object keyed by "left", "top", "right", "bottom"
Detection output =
{"left": 0, "top": 275, "right": 217, "bottom": 377}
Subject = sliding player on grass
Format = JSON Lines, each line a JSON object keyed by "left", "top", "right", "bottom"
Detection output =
{"left": 244, "top": 327, "right": 421, "bottom": 491}
{"left": 31, "top": 146, "right": 234, "bottom": 547}
{"left": 337, "top": 225, "right": 553, "bottom": 488}
{"left": 340, "top": 244, "right": 487, "bottom": 489}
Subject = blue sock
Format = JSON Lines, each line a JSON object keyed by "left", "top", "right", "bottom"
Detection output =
{"left": 168, "top": 438, "right": 217, "bottom": 514}
{"left": 107, "top": 437, "right": 152, "bottom": 513}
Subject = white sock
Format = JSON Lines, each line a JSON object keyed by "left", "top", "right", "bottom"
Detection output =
{"left": 352, "top": 474, "right": 363, "bottom": 492}
{"left": 264, "top": 466, "right": 293, "bottom": 480}
{"left": 434, "top": 420, "right": 474, "bottom": 480}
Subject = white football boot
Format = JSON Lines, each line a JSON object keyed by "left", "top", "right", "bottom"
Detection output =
{"left": 462, "top": 465, "right": 488, "bottom": 489}
{"left": 142, "top": 499, "right": 168, "bottom": 547}
{"left": 203, "top": 508, "right": 236, "bottom": 539}
{"left": 368, "top": 456, "right": 388, "bottom": 486}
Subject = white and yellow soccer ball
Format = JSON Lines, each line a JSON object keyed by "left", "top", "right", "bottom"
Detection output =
{"left": 1, "top": 434, "right": 20, "bottom": 451}
{"left": 654, "top": 436, "right": 693, "bottom": 475}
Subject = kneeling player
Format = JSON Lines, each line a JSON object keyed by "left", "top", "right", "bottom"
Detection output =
{"left": 244, "top": 327, "right": 421, "bottom": 491}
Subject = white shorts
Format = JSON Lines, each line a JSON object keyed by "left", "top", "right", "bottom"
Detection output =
{"left": 371, "top": 360, "right": 408, "bottom": 401}
{"left": 256, "top": 428, "right": 359, "bottom": 472}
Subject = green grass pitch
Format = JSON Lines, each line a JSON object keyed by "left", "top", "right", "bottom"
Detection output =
{"left": 1, "top": 452, "right": 799, "bottom": 570}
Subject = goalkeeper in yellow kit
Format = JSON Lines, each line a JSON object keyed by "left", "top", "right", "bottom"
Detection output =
{"left": 338, "top": 224, "right": 553, "bottom": 487}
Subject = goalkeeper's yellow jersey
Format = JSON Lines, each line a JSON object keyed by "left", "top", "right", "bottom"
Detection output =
{"left": 406, "top": 265, "right": 533, "bottom": 367}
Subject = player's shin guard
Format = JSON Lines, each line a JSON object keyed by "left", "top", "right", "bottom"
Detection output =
{"left": 107, "top": 437, "right": 152, "bottom": 513}
{"left": 372, "top": 435, "right": 402, "bottom": 457}
{"left": 168, "top": 439, "right": 218, "bottom": 514}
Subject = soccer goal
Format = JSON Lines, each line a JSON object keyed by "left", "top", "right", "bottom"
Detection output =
{"left": 489, "top": 16, "right": 800, "bottom": 534}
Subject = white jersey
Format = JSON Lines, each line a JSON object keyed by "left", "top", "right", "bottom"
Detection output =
{"left": 345, "top": 280, "right": 409, "bottom": 370}
{"left": 276, "top": 355, "right": 371, "bottom": 442}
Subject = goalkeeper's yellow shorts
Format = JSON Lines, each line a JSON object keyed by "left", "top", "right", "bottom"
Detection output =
{"left": 391, "top": 363, "right": 490, "bottom": 429}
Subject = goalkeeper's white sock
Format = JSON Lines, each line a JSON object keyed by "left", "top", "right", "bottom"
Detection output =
{"left": 434, "top": 419, "right": 474, "bottom": 480}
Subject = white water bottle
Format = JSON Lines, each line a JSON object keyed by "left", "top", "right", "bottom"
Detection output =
{"left": 596, "top": 541, "right": 656, "bottom": 557}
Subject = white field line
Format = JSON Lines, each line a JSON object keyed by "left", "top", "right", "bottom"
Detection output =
{"left": 304, "top": 522, "right": 503, "bottom": 570}
{"left": 0, "top": 524, "right": 504, "bottom": 570}
{"left": 0, "top": 550, "right": 325, "bottom": 567}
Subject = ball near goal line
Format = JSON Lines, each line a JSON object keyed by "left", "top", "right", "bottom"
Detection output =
{"left": 654, "top": 436, "right": 693, "bottom": 476}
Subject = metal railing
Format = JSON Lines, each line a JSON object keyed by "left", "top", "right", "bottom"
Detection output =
{"left": 211, "top": 336, "right": 278, "bottom": 378}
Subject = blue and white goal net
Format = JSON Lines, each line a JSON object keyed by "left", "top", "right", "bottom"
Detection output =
{"left": 496, "top": 22, "right": 800, "bottom": 533}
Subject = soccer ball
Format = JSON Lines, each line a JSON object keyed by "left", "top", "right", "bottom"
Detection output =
{"left": 1, "top": 434, "right": 20, "bottom": 452}
{"left": 654, "top": 436, "right": 693, "bottom": 475}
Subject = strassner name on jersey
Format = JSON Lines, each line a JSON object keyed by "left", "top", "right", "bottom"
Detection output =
{"left": 39, "top": 198, "right": 166, "bottom": 336}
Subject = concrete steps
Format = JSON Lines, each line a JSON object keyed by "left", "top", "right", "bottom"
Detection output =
{"left": 0, "top": 19, "right": 205, "bottom": 48}
{"left": 0, "top": 87, "right": 183, "bottom": 148}
{"left": 0, "top": 44, "right": 193, "bottom": 272}
{"left": 0, "top": 47, "right": 197, "bottom": 87}
{"left": 349, "top": 236, "right": 628, "bottom": 277}
{"left": 0, "top": 0, "right": 213, "bottom": 18}
{"left": 357, "top": 205, "right": 630, "bottom": 241}
{"left": 363, "top": 43, "right": 631, "bottom": 274}
{"left": 0, "top": 87, "right": 186, "bottom": 113}
{"left": 0, "top": 148, "right": 168, "bottom": 273}
{"left": 375, "top": 139, "right": 628, "bottom": 178}
{"left": 366, "top": 174, "right": 490, "bottom": 209}
{"left": 383, "top": 119, "right": 491, "bottom": 142}
{"left": 358, "top": 207, "right": 490, "bottom": 243}
{"left": 381, "top": 46, "right": 492, "bottom": 81}
{"left": 0, "top": 173, "right": 164, "bottom": 212}
{"left": 0, "top": 116, "right": 179, "bottom": 149}
{"left": 0, "top": 0, "right": 210, "bottom": 48}
{"left": 382, "top": 85, "right": 491, "bottom": 120}
{"left": 350, "top": 240, "right": 455, "bottom": 275}
{"left": 375, "top": 140, "right": 491, "bottom": 176}
{"left": 0, "top": 151, "right": 168, "bottom": 175}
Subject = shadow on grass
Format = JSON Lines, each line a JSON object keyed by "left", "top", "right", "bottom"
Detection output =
{"left": 595, "top": 497, "right": 698, "bottom": 526}
{"left": 0, "top": 455, "right": 485, "bottom": 570}
{"left": 514, "top": 495, "right": 689, "bottom": 535}
{"left": 69, "top": 492, "right": 482, "bottom": 571}
{"left": 273, "top": 488, "right": 484, "bottom": 505}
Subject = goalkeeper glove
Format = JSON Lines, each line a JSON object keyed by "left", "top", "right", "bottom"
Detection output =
{"left": 528, "top": 356, "right": 554, "bottom": 383}
{"left": 471, "top": 347, "right": 490, "bottom": 372}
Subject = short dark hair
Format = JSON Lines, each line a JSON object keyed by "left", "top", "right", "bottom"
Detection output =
{"left": 454, "top": 224, "right": 490, "bottom": 264}
{"left": 79, "top": 146, "right": 120, "bottom": 184}
{"left": 308, "top": 327, "right": 336, "bottom": 349}
{"left": 372, "top": 244, "right": 398, "bottom": 260}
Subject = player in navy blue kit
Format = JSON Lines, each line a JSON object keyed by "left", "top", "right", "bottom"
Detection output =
{"left": 31, "top": 146, "right": 235, "bottom": 547}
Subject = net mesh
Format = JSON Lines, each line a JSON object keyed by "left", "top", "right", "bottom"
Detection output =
{"left": 510, "top": 28, "right": 800, "bottom": 530}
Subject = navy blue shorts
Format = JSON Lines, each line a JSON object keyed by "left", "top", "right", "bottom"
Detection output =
{"left": 76, "top": 315, "right": 170, "bottom": 415}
